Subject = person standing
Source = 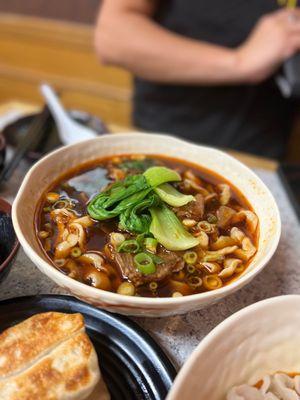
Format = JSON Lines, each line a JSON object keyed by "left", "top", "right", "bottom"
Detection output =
{"left": 95, "top": 1, "right": 300, "bottom": 159}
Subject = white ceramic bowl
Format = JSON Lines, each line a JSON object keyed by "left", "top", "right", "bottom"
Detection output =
{"left": 167, "top": 295, "right": 300, "bottom": 400}
{"left": 12, "top": 133, "right": 281, "bottom": 317}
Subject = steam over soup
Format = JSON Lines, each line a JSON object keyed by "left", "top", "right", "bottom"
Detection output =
{"left": 36, "top": 155, "right": 259, "bottom": 298}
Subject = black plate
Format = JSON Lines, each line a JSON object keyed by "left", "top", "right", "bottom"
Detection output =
{"left": 2, "top": 110, "right": 109, "bottom": 160}
{"left": 0, "top": 295, "right": 176, "bottom": 400}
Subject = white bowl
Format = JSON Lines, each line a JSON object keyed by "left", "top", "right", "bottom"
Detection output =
{"left": 12, "top": 133, "right": 281, "bottom": 317}
{"left": 167, "top": 295, "right": 300, "bottom": 400}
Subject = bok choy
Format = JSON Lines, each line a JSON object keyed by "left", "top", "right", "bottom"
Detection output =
{"left": 154, "top": 183, "right": 194, "bottom": 207}
{"left": 88, "top": 165, "right": 199, "bottom": 246}
{"left": 88, "top": 166, "right": 184, "bottom": 233}
{"left": 144, "top": 167, "right": 181, "bottom": 187}
{"left": 149, "top": 204, "right": 200, "bottom": 251}
{"left": 87, "top": 175, "right": 149, "bottom": 220}
{"left": 119, "top": 192, "right": 161, "bottom": 233}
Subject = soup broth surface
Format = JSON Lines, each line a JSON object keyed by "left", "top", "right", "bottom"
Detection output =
{"left": 36, "top": 155, "right": 259, "bottom": 298}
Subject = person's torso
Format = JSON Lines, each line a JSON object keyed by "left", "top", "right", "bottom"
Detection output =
{"left": 133, "top": 1, "right": 292, "bottom": 159}
{"left": 154, "top": 1, "right": 278, "bottom": 47}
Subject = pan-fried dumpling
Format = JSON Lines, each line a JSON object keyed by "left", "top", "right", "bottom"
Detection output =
{"left": 0, "top": 312, "right": 110, "bottom": 400}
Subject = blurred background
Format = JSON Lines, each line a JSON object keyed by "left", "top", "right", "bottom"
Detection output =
{"left": 0, "top": 0, "right": 299, "bottom": 163}
{"left": 0, "top": 0, "right": 131, "bottom": 129}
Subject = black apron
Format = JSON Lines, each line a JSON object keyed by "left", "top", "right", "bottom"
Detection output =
{"left": 133, "top": 0, "right": 293, "bottom": 159}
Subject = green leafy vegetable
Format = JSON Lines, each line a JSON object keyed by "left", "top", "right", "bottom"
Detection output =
{"left": 119, "top": 193, "right": 161, "bottom": 233}
{"left": 154, "top": 183, "right": 195, "bottom": 207}
{"left": 87, "top": 166, "right": 183, "bottom": 234}
{"left": 87, "top": 165, "right": 196, "bottom": 246}
{"left": 119, "top": 158, "right": 155, "bottom": 173}
{"left": 149, "top": 204, "right": 200, "bottom": 251}
{"left": 87, "top": 175, "right": 149, "bottom": 220}
{"left": 134, "top": 252, "right": 156, "bottom": 275}
{"left": 144, "top": 167, "right": 181, "bottom": 187}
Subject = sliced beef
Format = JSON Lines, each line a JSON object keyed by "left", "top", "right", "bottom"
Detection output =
{"left": 105, "top": 244, "right": 184, "bottom": 286}
{"left": 216, "top": 206, "right": 236, "bottom": 228}
{"left": 176, "top": 194, "right": 204, "bottom": 221}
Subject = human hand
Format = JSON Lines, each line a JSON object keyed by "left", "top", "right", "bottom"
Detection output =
{"left": 236, "top": 8, "right": 300, "bottom": 83}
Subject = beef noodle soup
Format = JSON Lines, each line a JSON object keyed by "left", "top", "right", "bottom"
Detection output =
{"left": 36, "top": 155, "right": 259, "bottom": 298}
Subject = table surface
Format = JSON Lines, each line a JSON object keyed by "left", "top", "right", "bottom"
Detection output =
{"left": 1, "top": 101, "right": 299, "bottom": 371}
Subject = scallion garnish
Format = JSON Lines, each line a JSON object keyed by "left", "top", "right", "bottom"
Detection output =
{"left": 118, "top": 239, "right": 141, "bottom": 254}
{"left": 134, "top": 252, "right": 156, "bottom": 275}
{"left": 144, "top": 237, "right": 158, "bottom": 253}
{"left": 183, "top": 251, "right": 198, "bottom": 265}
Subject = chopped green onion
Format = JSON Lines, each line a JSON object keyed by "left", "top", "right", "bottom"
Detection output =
{"left": 154, "top": 183, "right": 194, "bottom": 207}
{"left": 136, "top": 233, "right": 146, "bottom": 247}
{"left": 183, "top": 251, "right": 198, "bottom": 265}
{"left": 117, "top": 239, "right": 141, "bottom": 254}
{"left": 188, "top": 276, "right": 203, "bottom": 288}
{"left": 207, "top": 214, "right": 218, "bottom": 224}
{"left": 187, "top": 265, "right": 196, "bottom": 274}
{"left": 172, "top": 291, "right": 183, "bottom": 298}
{"left": 43, "top": 206, "right": 51, "bottom": 213}
{"left": 134, "top": 252, "right": 156, "bottom": 275}
{"left": 144, "top": 237, "right": 158, "bottom": 253}
{"left": 53, "top": 199, "right": 70, "bottom": 209}
{"left": 71, "top": 247, "right": 82, "bottom": 258}
{"left": 117, "top": 282, "right": 135, "bottom": 296}
{"left": 44, "top": 223, "right": 51, "bottom": 231}
{"left": 144, "top": 167, "right": 181, "bottom": 187}
{"left": 38, "top": 230, "right": 49, "bottom": 239}
{"left": 149, "top": 282, "right": 158, "bottom": 291}
{"left": 110, "top": 232, "right": 126, "bottom": 248}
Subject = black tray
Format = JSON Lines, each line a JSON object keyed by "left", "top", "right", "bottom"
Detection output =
{"left": 0, "top": 295, "right": 176, "bottom": 400}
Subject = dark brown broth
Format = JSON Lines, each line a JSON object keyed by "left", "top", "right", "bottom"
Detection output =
{"left": 36, "top": 155, "right": 258, "bottom": 297}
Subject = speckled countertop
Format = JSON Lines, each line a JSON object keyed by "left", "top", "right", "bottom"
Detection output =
{"left": 2, "top": 161, "right": 300, "bottom": 370}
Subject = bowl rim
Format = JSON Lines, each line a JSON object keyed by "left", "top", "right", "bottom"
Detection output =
{"left": 12, "top": 132, "right": 281, "bottom": 306}
{"left": 166, "top": 294, "right": 300, "bottom": 399}
{"left": 0, "top": 197, "right": 19, "bottom": 272}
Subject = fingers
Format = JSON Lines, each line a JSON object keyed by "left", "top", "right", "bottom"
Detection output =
{"left": 284, "top": 33, "right": 300, "bottom": 57}
{"left": 290, "top": 32, "right": 300, "bottom": 47}
{"left": 287, "top": 25, "right": 300, "bottom": 34}
{"left": 276, "top": 7, "right": 300, "bottom": 25}
{"left": 274, "top": 8, "right": 300, "bottom": 33}
{"left": 274, "top": 7, "right": 300, "bottom": 20}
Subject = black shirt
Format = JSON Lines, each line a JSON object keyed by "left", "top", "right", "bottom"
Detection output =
{"left": 133, "top": 0, "right": 293, "bottom": 159}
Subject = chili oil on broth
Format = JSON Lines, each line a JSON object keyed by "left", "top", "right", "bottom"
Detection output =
{"left": 35, "top": 154, "right": 259, "bottom": 298}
